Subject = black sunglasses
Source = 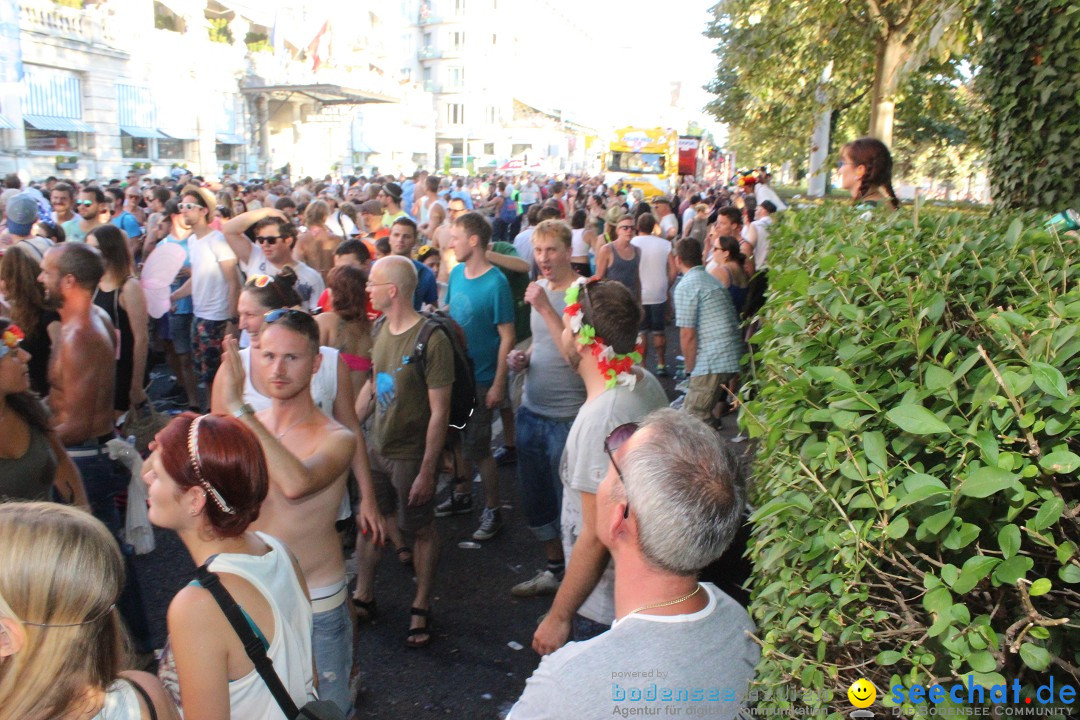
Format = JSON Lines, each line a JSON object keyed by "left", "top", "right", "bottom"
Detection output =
{"left": 264, "top": 308, "right": 308, "bottom": 324}
{"left": 604, "top": 422, "right": 639, "bottom": 519}
{"left": 255, "top": 235, "right": 282, "bottom": 245}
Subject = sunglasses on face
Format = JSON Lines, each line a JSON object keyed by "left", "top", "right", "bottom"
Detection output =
{"left": 178, "top": 202, "right": 203, "bottom": 211}
{"left": 76, "top": 200, "right": 95, "bottom": 207}
{"left": 264, "top": 308, "right": 309, "bottom": 324}
{"left": 604, "top": 422, "right": 640, "bottom": 519}
{"left": 255, "top": 235, "right": 282, "bottom": 245}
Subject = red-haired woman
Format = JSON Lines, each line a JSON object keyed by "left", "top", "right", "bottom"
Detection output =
{"left": 838, "top": 137, "right": 901, "bottom": 210}
{"left": 315, "top": 265, "right": 372, "bottom": 405}
{"left": 146, "top": 413, "right": 316, "bottom": 719}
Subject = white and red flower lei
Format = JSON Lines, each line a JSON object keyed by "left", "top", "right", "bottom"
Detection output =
{"left": 563, "top": 279, "right": 645, "bottom": 390}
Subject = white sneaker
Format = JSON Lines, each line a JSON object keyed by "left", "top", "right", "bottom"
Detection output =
{"left": 511, "top": 569, "right": 562, "bottom": 597}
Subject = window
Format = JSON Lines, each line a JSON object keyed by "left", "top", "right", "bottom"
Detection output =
{"left": 451, "top": 31, "right": 465, "bottom": 50}
{"left": 449, "top": 66, "right": 465, "bottom": 88}
{"left": 512, "top": 143, "right": 532, "bottom": 157}
{"left": 121, "top": 132, "right": 150, "bottom": 159}
{"left": 423, "top": 67, "right": 432, "bottom": 83}
{"left": 24, "top": 127, "right": 80, "bottom": 152}
{"left": 485, "top": 106, "right": 497, "bottom": 124}
{"left": 447, "top": 103, "right": 464, "bottom": 125}
{"left": 607, "top": 152, "right": 666, "bottom": 175}
{"left": 158, "top": 139, "right": 185, "bottom": 160}
{"left": 216, "top": 143, "right": 236, "bottom": 162}
{"left": 483, "top": 143, "right": 494, "bottom": 155}
{"left": 423, "top": 31, "right": 432, "bottom": 46}
{"left": 454, "top": 0, "right": 465, "bottom": 13}
{"left": 492, "top": 33, "right": 497, "bottom": 45}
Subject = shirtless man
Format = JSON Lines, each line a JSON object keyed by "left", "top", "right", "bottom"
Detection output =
{"left": 431, "top": 196, "right": 467, "bottom": 286}
{"left": 39, "top": 242, "right": 153, "bottom": 653}
{"left": 294, "top": 199, "right": 341, "bottom": 280}
{"left": 221, "top": 312, "right": 357, "bottom": 715}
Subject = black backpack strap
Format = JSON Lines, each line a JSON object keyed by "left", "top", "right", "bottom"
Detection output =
{"left": 411, "top": 316, "right": 439, "bottom": 380}
{"left": 195, "top": 565, "right": 302, "bottom": 720}
{"left": 122, "top": 676, "right": 158, "bottom": 720}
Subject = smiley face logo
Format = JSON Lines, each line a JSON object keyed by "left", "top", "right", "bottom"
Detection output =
{"left": 848, "top": 678, "right": 876, "bottom": 708}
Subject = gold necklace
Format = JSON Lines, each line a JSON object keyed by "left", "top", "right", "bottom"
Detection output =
{"left": 627, "top": 584, "right": 702, "bottom": 617}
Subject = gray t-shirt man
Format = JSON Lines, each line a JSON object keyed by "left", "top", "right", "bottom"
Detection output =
{"left": 521, "top": 279, "right": 585, "bottom": 419}
{"left": 560, "top": 370, "right": 668, "bottom": 625}
{"left": 508, "top": 583, "right": 759, "bottom": 719}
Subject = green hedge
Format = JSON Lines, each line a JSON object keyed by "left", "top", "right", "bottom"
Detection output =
{"left": 742, "top": 205, "right": 1079, "bottom": 717}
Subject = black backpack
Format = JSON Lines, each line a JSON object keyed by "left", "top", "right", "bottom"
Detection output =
{"left": 376, "top": 311, "right": 477, "bottom": 431}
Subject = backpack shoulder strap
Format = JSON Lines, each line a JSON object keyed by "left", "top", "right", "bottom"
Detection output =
{"left": 411, "top": 316, "right": 440, "bottom": 380}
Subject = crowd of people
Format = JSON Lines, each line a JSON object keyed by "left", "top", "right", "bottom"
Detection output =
{"left": 0, "top": 137, "right": 900, "bottom": 719}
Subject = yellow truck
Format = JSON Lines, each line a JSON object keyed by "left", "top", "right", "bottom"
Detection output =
{"left": 604, "top": 127, "right": 679, "bottom": 199}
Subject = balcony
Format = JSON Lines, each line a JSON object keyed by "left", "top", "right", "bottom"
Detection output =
{"left": 423, "top": 80, "right": 442, "bottom": 93}
{"left": 417, "top": 13, "right": 443, "bottom": 25}
{"left": 20, "top": 0, "right": 117, "bottom": 47}
{"left": 419, "top": 46, "right": 442, "bottom": 60}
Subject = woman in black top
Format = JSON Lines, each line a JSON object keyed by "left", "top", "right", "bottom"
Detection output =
{"left": 87, "top": 225, "right": 150, "bottom": 415}
{"left": 0, "top": 316, "right": 86, "bottom": 504}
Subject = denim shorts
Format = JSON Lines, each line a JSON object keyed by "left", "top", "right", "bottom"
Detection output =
{"left": 312, "top": 600, "right": 353, "bottom": 715}
{"left": 515, "top": 406, "right": 574, "bottom": 542}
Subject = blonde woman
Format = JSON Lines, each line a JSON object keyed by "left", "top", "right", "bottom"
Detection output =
{"left": 0, "top": 502, "right": 179, "bottom": 720}
{"left": 295, "top": 199, "right": 342, "bottom": 280}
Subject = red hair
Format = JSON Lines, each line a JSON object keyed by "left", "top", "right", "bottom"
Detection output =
{"left": 327, "top": 265, "right": 368, "bottom": 324}
{"left": 157, "top": 413, "right": 268, "bottom": 537}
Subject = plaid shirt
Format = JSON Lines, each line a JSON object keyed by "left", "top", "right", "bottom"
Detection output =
{"left": 673, "top": 266, "right": 745, "bottom": 375}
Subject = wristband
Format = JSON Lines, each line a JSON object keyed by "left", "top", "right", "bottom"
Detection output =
{"left": 232, "top": 402, "right": 255, "bottom": 418}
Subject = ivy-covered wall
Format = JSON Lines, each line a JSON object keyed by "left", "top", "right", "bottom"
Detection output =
{"left": 979, "top": 0, "right": 1080, "bottom": 212}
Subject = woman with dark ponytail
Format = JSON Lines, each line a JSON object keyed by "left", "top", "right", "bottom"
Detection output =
{"left": 838, "top": 137, "right": 900, "bottom": 210}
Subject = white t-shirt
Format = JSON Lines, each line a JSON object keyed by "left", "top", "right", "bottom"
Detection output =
{"left": 755, "top": 182, "right": 788, "bottom": 211}
{"left": 328, "top": 210, "right": 357, "bottom": 239}
{"left": 746, "top": 216, "right": 773, "bottom": 270}
{"left": 631, "top": 234, "right": 672, "bottom": 306}
{"left": 658, "top": 213, "right": 678, "bottom": 239}
{"left": 241, "top": 244, "right": 326, "bottom": 313}
{"left": 681, "top": 205, "right": 696, "bottom": 231}
{"left": 519, "top": 182, "right": 540, "bottom": 206}
{"left": 514, "top": 227, "right": 535, "bottom": 269}
{"left": 570, "top": 228, "right": 590, "bottom": 258}
{"left": 560, "top": 371, "right": 668, "bottom": 625}
{"left": 188, "top": 229, "right": 236, "bottom": 320}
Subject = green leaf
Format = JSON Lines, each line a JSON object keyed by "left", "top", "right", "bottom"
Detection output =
{"left": 921, "top": 509, "right": 955, "bottom": 536}
{"left": 1019, "top": 643, "right": 1052, "bottom": 671}
{"left": 1029, "top": 578, "right": 1052, "bottom": 596}
{"left": 1039, "top": 451, "right": 1080, "bottom": 475}
{"left": 994, "top": 556, "right": 1034, "bottom": 585}
{"left": 886, "top": 516, "right": 909, "bottom": 539}
{"left": 863, "top": 431, "right": 888, "bottom": 470}
{"left": 1031, "top": 362, "right": 1068, "bottom": 399}
{"left": 967, "top": 651, "right": 997, "bottom": 673}
{"left": 894, "top": 474, "right": 950, "bottom": 509}
{"left": 1030, "top": 497, "right": 1065, "bottom": 531}
{"left": 1061, "top": 565, "right": 1080, "bottom": 584}
{"left": 998, "top": 524, "right": 1021, "bottom": 559}
{"left": 958, "top": 466, "right": 1019, "bottom": 498}
{"left": 886, "top": 404, "right": 951, "bottom": 435}
{"left": 952, "top": 556, "right": 1000, "bottom": 594}
{"left": 876, "top": 650, "right": 903, "bottom": 666}
{"left": 943, "top": 522, "right": 981, "bottom": 550}
{"left": 924, "top": 586, "right": 953, "bottom": 615}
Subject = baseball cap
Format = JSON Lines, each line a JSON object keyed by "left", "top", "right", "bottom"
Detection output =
{"left": 5, "top": 194, "right": 41, "bottom": 236}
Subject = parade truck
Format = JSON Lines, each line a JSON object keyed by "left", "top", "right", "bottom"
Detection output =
{"left": 604, "top": 127, "right": 679, "bottom": 199}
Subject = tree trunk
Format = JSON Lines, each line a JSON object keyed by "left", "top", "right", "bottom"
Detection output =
{"left": 868, "top": 33, "right": 909, "bottom": 147}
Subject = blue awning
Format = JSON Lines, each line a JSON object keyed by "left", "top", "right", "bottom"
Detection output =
{"left": 215, "top": 133, "right": 245, "bottom": 145}
{"left": 159, "top": 129, "right": 198, "bottom": 141}
{"left": 121, "top": 125, "right": 166, "bottom": 139}
{"left": 23, "top": 114, "right": 94, "bottom": 132}
{"left": 0, "top": 114, "right": 15, "bottom": 130}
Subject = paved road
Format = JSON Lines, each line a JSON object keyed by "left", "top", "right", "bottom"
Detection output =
{"left": 133, "top": 331, "right": 743, "bottom": 719}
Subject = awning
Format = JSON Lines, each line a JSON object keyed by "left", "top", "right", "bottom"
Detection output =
{"left": 23, "top": 115, "right": 94, "bottom": 132}
{"left": 158, "top": 129, "right": 199, "bottom": 141}
{"left": 0, "top": 114, "right": 15, "bottom": 130}
{"left": 354, "top": 141, "right": 377, "bottom": 153}
{"left": 240, "top": 83, "right": 397, "bottom": 106}
{"left": 215, "top": 133, "right": 245, "bottom": 145}
{"left": 121, "top": 126, "right": 166, "bottom": 139}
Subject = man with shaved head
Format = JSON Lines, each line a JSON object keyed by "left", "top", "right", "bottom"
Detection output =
{"left": 353, "top": 255, "right": 453, "bottom": 647}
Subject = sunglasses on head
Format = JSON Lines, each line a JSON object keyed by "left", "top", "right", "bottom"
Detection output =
{"left": 255, "top": 235, "right": 282, "bottom": 245}
{"left": 264, "top": 308, "right": 309, "bottom": 324}
{"left": 0, "top": 323, "right": 25, "bottom": 359}
{"left": 246, "top": 274, "right": 274, "bottom": 288}
{"left": 604, "top": 422, "right": 639, "bottom": 518}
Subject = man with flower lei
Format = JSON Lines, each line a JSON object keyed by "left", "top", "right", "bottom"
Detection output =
{"left": 531, "top": 278, "right": 668, "bottom": 656}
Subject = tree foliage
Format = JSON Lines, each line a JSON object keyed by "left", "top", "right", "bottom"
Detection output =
{"left": 978, "top": 0, "right": 1080, "bottom": 212}
{"left": 743, "top": 206, "right": 1079, "bottom": 716}
{"left": 705, "top": 0, "right": 977, "bottom": 165}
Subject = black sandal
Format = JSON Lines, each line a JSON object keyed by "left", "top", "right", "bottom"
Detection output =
{"left": 351, "top": 596, "right": 377, "bottom": 623}
{"left": 406, "top": 607, "right": 432, "bottom": 648}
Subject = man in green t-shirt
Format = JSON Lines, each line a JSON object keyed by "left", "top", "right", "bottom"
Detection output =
{"left": 355, "top": 255, "right": 453, "bottom": 648}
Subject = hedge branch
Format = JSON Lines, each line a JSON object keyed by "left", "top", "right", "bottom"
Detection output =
{"left": 975, "top": 344, "right": 1041, "bottom": 457}
{"left": 1004, "top": 578, "right": 1070, "bottom": 653}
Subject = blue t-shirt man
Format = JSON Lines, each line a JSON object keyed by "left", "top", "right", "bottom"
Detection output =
{"left": 110, "top": 210, "right": 143, "bottom": 238}
{"left": 164, "top": 234, "right": 192, "bottom": 315}
{"left": 445, "top": 263, "right": 514, "bottom": 385}
{"left": 412, "top": 259, "right": 439, "bottom": 310}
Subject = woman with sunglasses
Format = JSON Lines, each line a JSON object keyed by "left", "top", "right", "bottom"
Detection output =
{"left": 0, "top": 317, "right": 87, "bottom": 505}
{"left": 592, "top": 217, "right": 642, "bottom": 303}
{"left": 146, "top": 413, "right": 316, "bottom": 719}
